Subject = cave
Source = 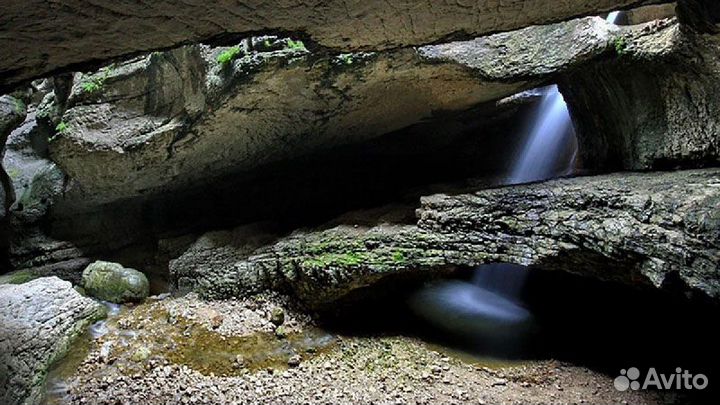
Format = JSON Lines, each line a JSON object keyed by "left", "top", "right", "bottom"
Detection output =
{"left": 1, "top": 1, "right": 719, "bottom": 405}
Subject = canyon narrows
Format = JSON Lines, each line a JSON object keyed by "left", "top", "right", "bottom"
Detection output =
{"left": 1, "top": 1, "right": 719, "bottom": 405}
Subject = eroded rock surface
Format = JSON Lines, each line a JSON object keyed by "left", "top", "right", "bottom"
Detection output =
{"left": 560, "top": 16, "right": 720, "bottom": 170}
{"left": 171, "top": 169, "right": 720, "bottom": 307}
{"left": 0, "top": 277, "right": 105, "bottom": 405}
{"left": 45, "top": 17, "right": 668, "bottom": 209}
{"left": 46, "top": 41, "right": 527, "bottom": 208}
{"left": 0, "top": 0, "right": 671, "bottom": 91}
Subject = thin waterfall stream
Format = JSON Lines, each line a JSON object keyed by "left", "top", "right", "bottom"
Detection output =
{"left": 411, "top": 11, "right": 625, "bottom": 356}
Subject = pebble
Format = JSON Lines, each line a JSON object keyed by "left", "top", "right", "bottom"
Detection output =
{"left": 288, "top": 355, "right": 301, "bottom": 367}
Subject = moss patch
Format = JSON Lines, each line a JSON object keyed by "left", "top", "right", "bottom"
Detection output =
{"left": 0, "top": 269, "right": 38, "bottom": 285}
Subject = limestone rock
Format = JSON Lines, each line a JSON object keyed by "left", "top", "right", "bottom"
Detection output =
{"left": 0, "top": 0, "right": 672, "bottom": 91}
{"left": 47, "top": 41, "right": 527, "bottom": 209}
{"left": 171, "top": 169, "right": 720, "bottom": 307}
{"left": 0, "top": 277, "right": 105, "bottom": 405}
{"left": 560, "top": 19, "right": 720, "bottom": 171}
{"left": 1, "top": 95, "right": 27, "bottom": 214}
{"left": 82, "top": 261, "right": 149, "bottom": 304}
{"left": 46, "top": 17, "right": 664, "bottom": 210}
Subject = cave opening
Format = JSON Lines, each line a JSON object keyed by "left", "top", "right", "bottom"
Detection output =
{"left": 314, "top": 264, "right": 719, "bottom": 403}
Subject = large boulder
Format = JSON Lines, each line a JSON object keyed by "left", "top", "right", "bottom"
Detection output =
{"left": 0, "top": 0, "right": 672, "bottom": 91}
{"left": 0, "top": 277, "right": 106, "bottom": 405}
{"left": 82, "top": 261, "right": 149, "bottom": 303}
{"left": 171, "top": 168, "right": 720, "bottom": 308}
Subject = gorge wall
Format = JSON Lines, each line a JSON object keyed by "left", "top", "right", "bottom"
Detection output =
{"left": 0, "top": 1, "right": 718, "bottom": 309}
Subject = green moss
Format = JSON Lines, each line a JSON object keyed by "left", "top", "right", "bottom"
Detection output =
{"left": 55, "top": 121, "right": 69, "bottom": 134}
{"left": 7, "top": 167, "right": 22, "bottom": 181}
{"left": 391, "top": 251, "right": 406, "bottom": 263}
{"left": 12, "top": 98, "right": 25, "bottom": 114}
{"left": 81, "top": 81, "right": 101, "bottom": 93}
{"left": 80, "top": 65, "right": 114, "bottom": 94}
{"left": 338, "top": 54, "right": 354, "bottom": 65}
{"left": 613, "top": 37, "right": 628, "bottom": 56}
{"left": 217, "top": 46, "right": 242, "bottom": 65}
{"left": 0, "top": 269, "right": 37, "bottom": 285}
{"left": 286, "top": 39, "right": 307, "bottom": 52}
{"left": 302, "top": 252, "right": 368, "bottom": 269}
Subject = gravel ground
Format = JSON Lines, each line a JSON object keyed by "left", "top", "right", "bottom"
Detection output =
{"left": 45, "top": 294, "right": 676, "bottom": 405}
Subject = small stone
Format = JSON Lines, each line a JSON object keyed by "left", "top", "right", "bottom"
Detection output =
{"left": 210, "top": 314, "right": 224, "bottom": 329}
{"left": 270, "top": 307, "right": 285, "bottom": 326}
{"left": 288, "top": 355, "right": 301, "bottom": 367}
{"left": 275, "top": 326, "right": 287, "bottom": 339}
{"left": 491, "top": 378, "right": 507, "bottom": 387}
{"left": 130, "top": 347, "right": 151, "bottom": 363}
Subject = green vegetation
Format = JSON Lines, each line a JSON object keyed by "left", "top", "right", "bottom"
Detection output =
{"left": 217, "top": 46, "right": 242, "bottom": 65}
{"left": 286, "top": 39, "right": 307, "bottom": 51}
{"left": 49, "top": 122, "right": 63, "bottom": 139}
{"left": 613, "top": 37, "right": 628, "bottom": 56}
{"left": 7, "top": 167, "right": 22, "bottom": 180}
{"left": 55, "top": 121, "right": 69, "bottom": 134}
{"left": 82, "top": 81, "right": 101, "bottom": 93}
{"left": 81, "top": 65, "right": 113, "bottom": 94}
{"left": 0, "top": 270, "right": 37, "bottom": 285}
{"left": 302, "top": 252, "right": 367, "bottom": 269}
{"left": 12, "top": 98, "right": 25, "bottom": 114}
{"left": 338, "top": 54, "right": 354, "bottom": 65}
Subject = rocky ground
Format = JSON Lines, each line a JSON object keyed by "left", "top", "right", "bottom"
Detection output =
{"left": 46, "top": 293, "right": 675, "bottom": 405}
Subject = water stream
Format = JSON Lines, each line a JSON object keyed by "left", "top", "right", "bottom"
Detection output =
{"left": 412, "top": 10, "right": 627, "bottom": 357}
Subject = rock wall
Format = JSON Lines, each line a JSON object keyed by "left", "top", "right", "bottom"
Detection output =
{"left": 0, "top": 0, "right": 671, "bottom": 92}
{"left": 560, "top": 4, "right": 720, "bottom": 171}
{"left": 46, "top": 17, "right": 664, "bottom": 210}
{"left": 170, "top": 168, "right": 720, "bottom": 308}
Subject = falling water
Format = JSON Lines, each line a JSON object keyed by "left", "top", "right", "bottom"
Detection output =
{"left": 506, "top": 85, "right": 575, "bottom": 184}
{"left": 411, "top": 11, "right": 626, "bottom": 354}
{"left": 507, "top": 11, "right": 622, "bottom": 185}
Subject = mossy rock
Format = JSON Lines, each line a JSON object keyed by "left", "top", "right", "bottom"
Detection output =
{"left": 0, "top": 269, "right": 38, "bottom": 285}
{"left": 82, "top": 261, "right": 149, "bottom": 303}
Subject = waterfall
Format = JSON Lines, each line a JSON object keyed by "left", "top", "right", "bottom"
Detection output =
{"left": 507, "top": 11, "right": 623, "bottom": 185}
{"left": 506, "top": 85, "right": 574, "bottom": 184}
{"left": 411, "top": 11, "right": 627, "bottom": 354}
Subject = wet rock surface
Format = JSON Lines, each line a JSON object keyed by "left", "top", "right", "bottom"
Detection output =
{"left": 0, "top": 277, "right": 105, "bottom": 405}
{"left": 172, "top": 169, "right": 720, "bottom": 307}
{"left": 48, "top": 294, "right": 672, "bottom": 405}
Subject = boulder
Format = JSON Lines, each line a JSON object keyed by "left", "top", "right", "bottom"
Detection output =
{"left": 82, "top": 261, "right": 149, "bottom": 303}
{"left": 0, "top": 277, "right": 106, "bottom": 405}
{"left": 0, "top": 0, "right": 672, "bottom": 91}
{"left": 171, "top": 168, "right": 720, "bottom": 307}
